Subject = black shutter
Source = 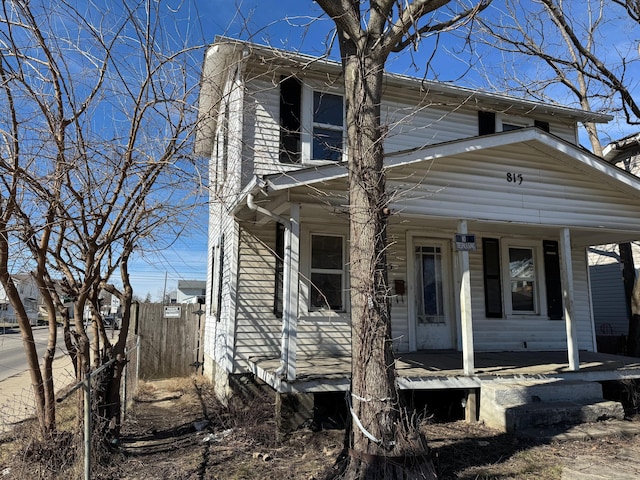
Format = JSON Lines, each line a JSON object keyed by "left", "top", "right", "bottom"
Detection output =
{"left": 478, "top": 111, "right": 496, "bottom": 136}
{"left": 209, "top": 246, "right": 216, "bottom": 315}
{"left": 279, "top": 76, "right": 302, "bottom": 163}
{"left": 482, "top": 238, "right": 503, "bottom": 318}
{"left": 543, "top": 240, "right": 563, "bottom": 320}
{"left": 216, "top": 234, "right": 225, "bottom": 322}
{"left": 273, "top": 223, "right": 285, "bottom": 318}
{"left": 534, "top": 120, "right": 550, "bottom": 132}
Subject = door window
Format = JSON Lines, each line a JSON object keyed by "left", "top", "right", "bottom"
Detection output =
{"left": 416, "top": 245, "right": 445, "bottom": 323}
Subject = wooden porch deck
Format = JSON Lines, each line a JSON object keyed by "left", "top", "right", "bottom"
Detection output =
{"left": 249, "top": 350, "right": 640, "bottom": 393}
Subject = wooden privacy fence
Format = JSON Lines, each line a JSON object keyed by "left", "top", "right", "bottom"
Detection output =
{"left": 136, "top": 302, "right": 205, "bottom": 379}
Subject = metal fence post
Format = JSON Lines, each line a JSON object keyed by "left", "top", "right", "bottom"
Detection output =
{"left": 84, "top": 366, "right": 91, "bottom": 480}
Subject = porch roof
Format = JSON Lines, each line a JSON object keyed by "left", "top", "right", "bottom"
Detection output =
{"left": 248, "top": 351, "right": 640, "bottom": 394}
{"left": 237, "top": 128, "right": 640, "bottom": 246}
{"left": 259, "top": 128, "right": 640, "bottom": 195}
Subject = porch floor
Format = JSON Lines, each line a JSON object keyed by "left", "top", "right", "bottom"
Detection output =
{"left": 249, "top": 350, "right": 640, "bottom": 393}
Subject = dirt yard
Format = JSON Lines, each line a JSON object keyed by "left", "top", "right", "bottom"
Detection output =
{"left": 3, "top": 376, "right": 640, "bottom": 479}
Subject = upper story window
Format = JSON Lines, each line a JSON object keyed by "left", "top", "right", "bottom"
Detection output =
{"left": 279, "top": 78, "right": 345, "bottom": 164}
{"left": 478, "top": 111, "right": 550, "bottom": 136}
{"left": 312, "top": 91, "right": 344, "bottom": 162}
{"left": 498, "top": 114, "right": 534, "bottom": 132}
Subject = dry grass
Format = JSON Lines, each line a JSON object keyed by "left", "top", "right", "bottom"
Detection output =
{"left": 0, "top": 399, "right": 82, "bottom": 480}
{"left": 3, "top": 377, "right": 640, "bottom": 479}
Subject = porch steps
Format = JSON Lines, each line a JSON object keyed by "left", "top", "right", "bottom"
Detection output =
{"left": 479, "top": 379, "right": 624, "bottom": 432}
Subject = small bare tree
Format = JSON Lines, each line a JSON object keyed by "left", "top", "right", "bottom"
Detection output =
{"left": 312, "top": 1, "right": 490, "bottom": 478}
{"left": 0, "top": 0, "right": 205, "bottom": 440}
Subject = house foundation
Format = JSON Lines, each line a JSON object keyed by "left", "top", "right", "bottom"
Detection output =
{"left": 276, "top": 392, "right": 314, "bottom": 434}
{"left": 206, "top": 356, "right": 233, "bottom": 405}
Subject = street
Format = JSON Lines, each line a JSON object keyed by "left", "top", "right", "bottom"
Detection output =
{"left": 0, "top": 326, "right": 67, "bottom": 382}
{"left": 0, "top": 326, "right": 76, "bottom": 433}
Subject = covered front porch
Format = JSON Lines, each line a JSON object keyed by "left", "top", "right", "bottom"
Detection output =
{"left": 248, "top": 350, "right": 640, "bottom": 394}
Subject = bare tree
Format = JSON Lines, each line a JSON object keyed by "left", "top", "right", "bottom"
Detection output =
{"left": 312, "top": 2, "right": 490, "bottom": 478}
{"left": 477, "top": 0, "right": 640, "bottom": 355}
{"left": 0, "top": 0, "right": 204, "bottom": 440}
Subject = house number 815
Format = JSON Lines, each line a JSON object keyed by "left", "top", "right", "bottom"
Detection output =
{"left": 506, "top": 173, "right": 523, "bottom": 185}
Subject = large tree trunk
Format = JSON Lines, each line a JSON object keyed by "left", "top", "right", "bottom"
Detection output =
{"left": 338, "top": 41, "right": 436, "bottom": 480}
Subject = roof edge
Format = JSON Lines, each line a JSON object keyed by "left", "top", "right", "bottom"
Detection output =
{"left": 208, "top": 37, "right": 613, "bottom": 125}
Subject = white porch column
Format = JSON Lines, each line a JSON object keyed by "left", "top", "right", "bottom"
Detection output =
{"left": 560, "top": 227, "right": 579, "bottom": 371}
{"left": 281, "top": 204, "right": 300, "bottom": 382}
{"left": 457, "top": 220, "right": 475, "bottom": 375}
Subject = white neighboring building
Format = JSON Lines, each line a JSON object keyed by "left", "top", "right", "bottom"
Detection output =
{"left": 177, "top": 280, "right": 206, "bottom": 304}
{"left": 0, "top": 273, "right": 39, "bottom": 325}
{"left": 82, "top": 291, "right": 122, "bottom": 322}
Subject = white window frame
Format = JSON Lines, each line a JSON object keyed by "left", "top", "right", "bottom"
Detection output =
{"left": 308, "top": 233, "right": 346, "bottom": 313}
{"left": 301, "top": 84, "right": 346, "bottom": 164}
{"left": 501, "top": 239, "right": 547, "bottom": 318}
{"left": 497, "top": 114, "right": 534, "bottom": 132}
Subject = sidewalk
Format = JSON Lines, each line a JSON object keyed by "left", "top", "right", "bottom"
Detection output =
{"left": 0, "top": 351, "right": 75, "bottom": 433}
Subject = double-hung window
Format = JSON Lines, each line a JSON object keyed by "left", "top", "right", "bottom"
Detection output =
{"left": 312, "top": 91, "right": 344, "bottom": 162}
{"left": 482, "top": 238, "right": 563, "bottom": 319}
{"left": 280, "top": 79, "right": 345, "bottom": 163}
{"left": 310, "top": 234, "right": 344, "bottom": 311}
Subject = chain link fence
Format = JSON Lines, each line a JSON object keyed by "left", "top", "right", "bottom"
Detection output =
{"left": 0, "top": 334, "right": 141, "bottom": 435}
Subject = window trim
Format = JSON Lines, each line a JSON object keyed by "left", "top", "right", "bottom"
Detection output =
{"left": 301, "top": 84, "right": 345, "bottom": 165}
{"left": 497, "top": 114, "right": 534, "bottom": 132}
{"left": 501, "top": 239, "right": 547, "bottom": 318}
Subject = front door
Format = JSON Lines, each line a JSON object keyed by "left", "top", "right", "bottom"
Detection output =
{"left": 414, "top": 239, "right": 454, "bottom": 349}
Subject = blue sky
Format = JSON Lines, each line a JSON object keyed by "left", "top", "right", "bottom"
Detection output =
{"left": 127, "top": 1, "right": 639, "bottom": 300}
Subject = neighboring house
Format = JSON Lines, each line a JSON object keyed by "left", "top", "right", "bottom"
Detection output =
{"left": 177, "top": 280, "right": 206, "bottom": 304}
{"left": 588, "top": 134, "right": 640, "bottom": 340}
{"left": 196, "top": 38, "right": 640, "bottom": 418}
{"left": 82, "top": 290, "right": 122, "bottom": 322}
{"left": 0, "top": 273, "right": 39, "bottom": 325}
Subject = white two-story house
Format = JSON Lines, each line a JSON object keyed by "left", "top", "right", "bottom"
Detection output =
{"left": 196, "top": 37, "right": 640, "bottom": 419}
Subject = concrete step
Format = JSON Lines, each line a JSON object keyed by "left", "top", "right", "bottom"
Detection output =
{"left": 500, "top": 400, "right": 624, "bottom": 431}
{"left": 479, "top": 379, "right": 625, "bottom": 432}
{"left": 481, "top": 379, "right": 603, "bottom": 406}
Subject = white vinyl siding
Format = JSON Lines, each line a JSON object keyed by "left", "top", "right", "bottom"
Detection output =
{"left": 234, "top": 226, "right": 281, "bottom": 364}
{"left": 470, "top": 238, "right": 595, "bottom": 351}
{"left": 240, "top": 73, "right": 579, "bottom": 180}
{"left": 383, "top": 145, "right": 640, "bottom": 232}
{"left": 297, "top": 218, "right": 351, "bottom": 356}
